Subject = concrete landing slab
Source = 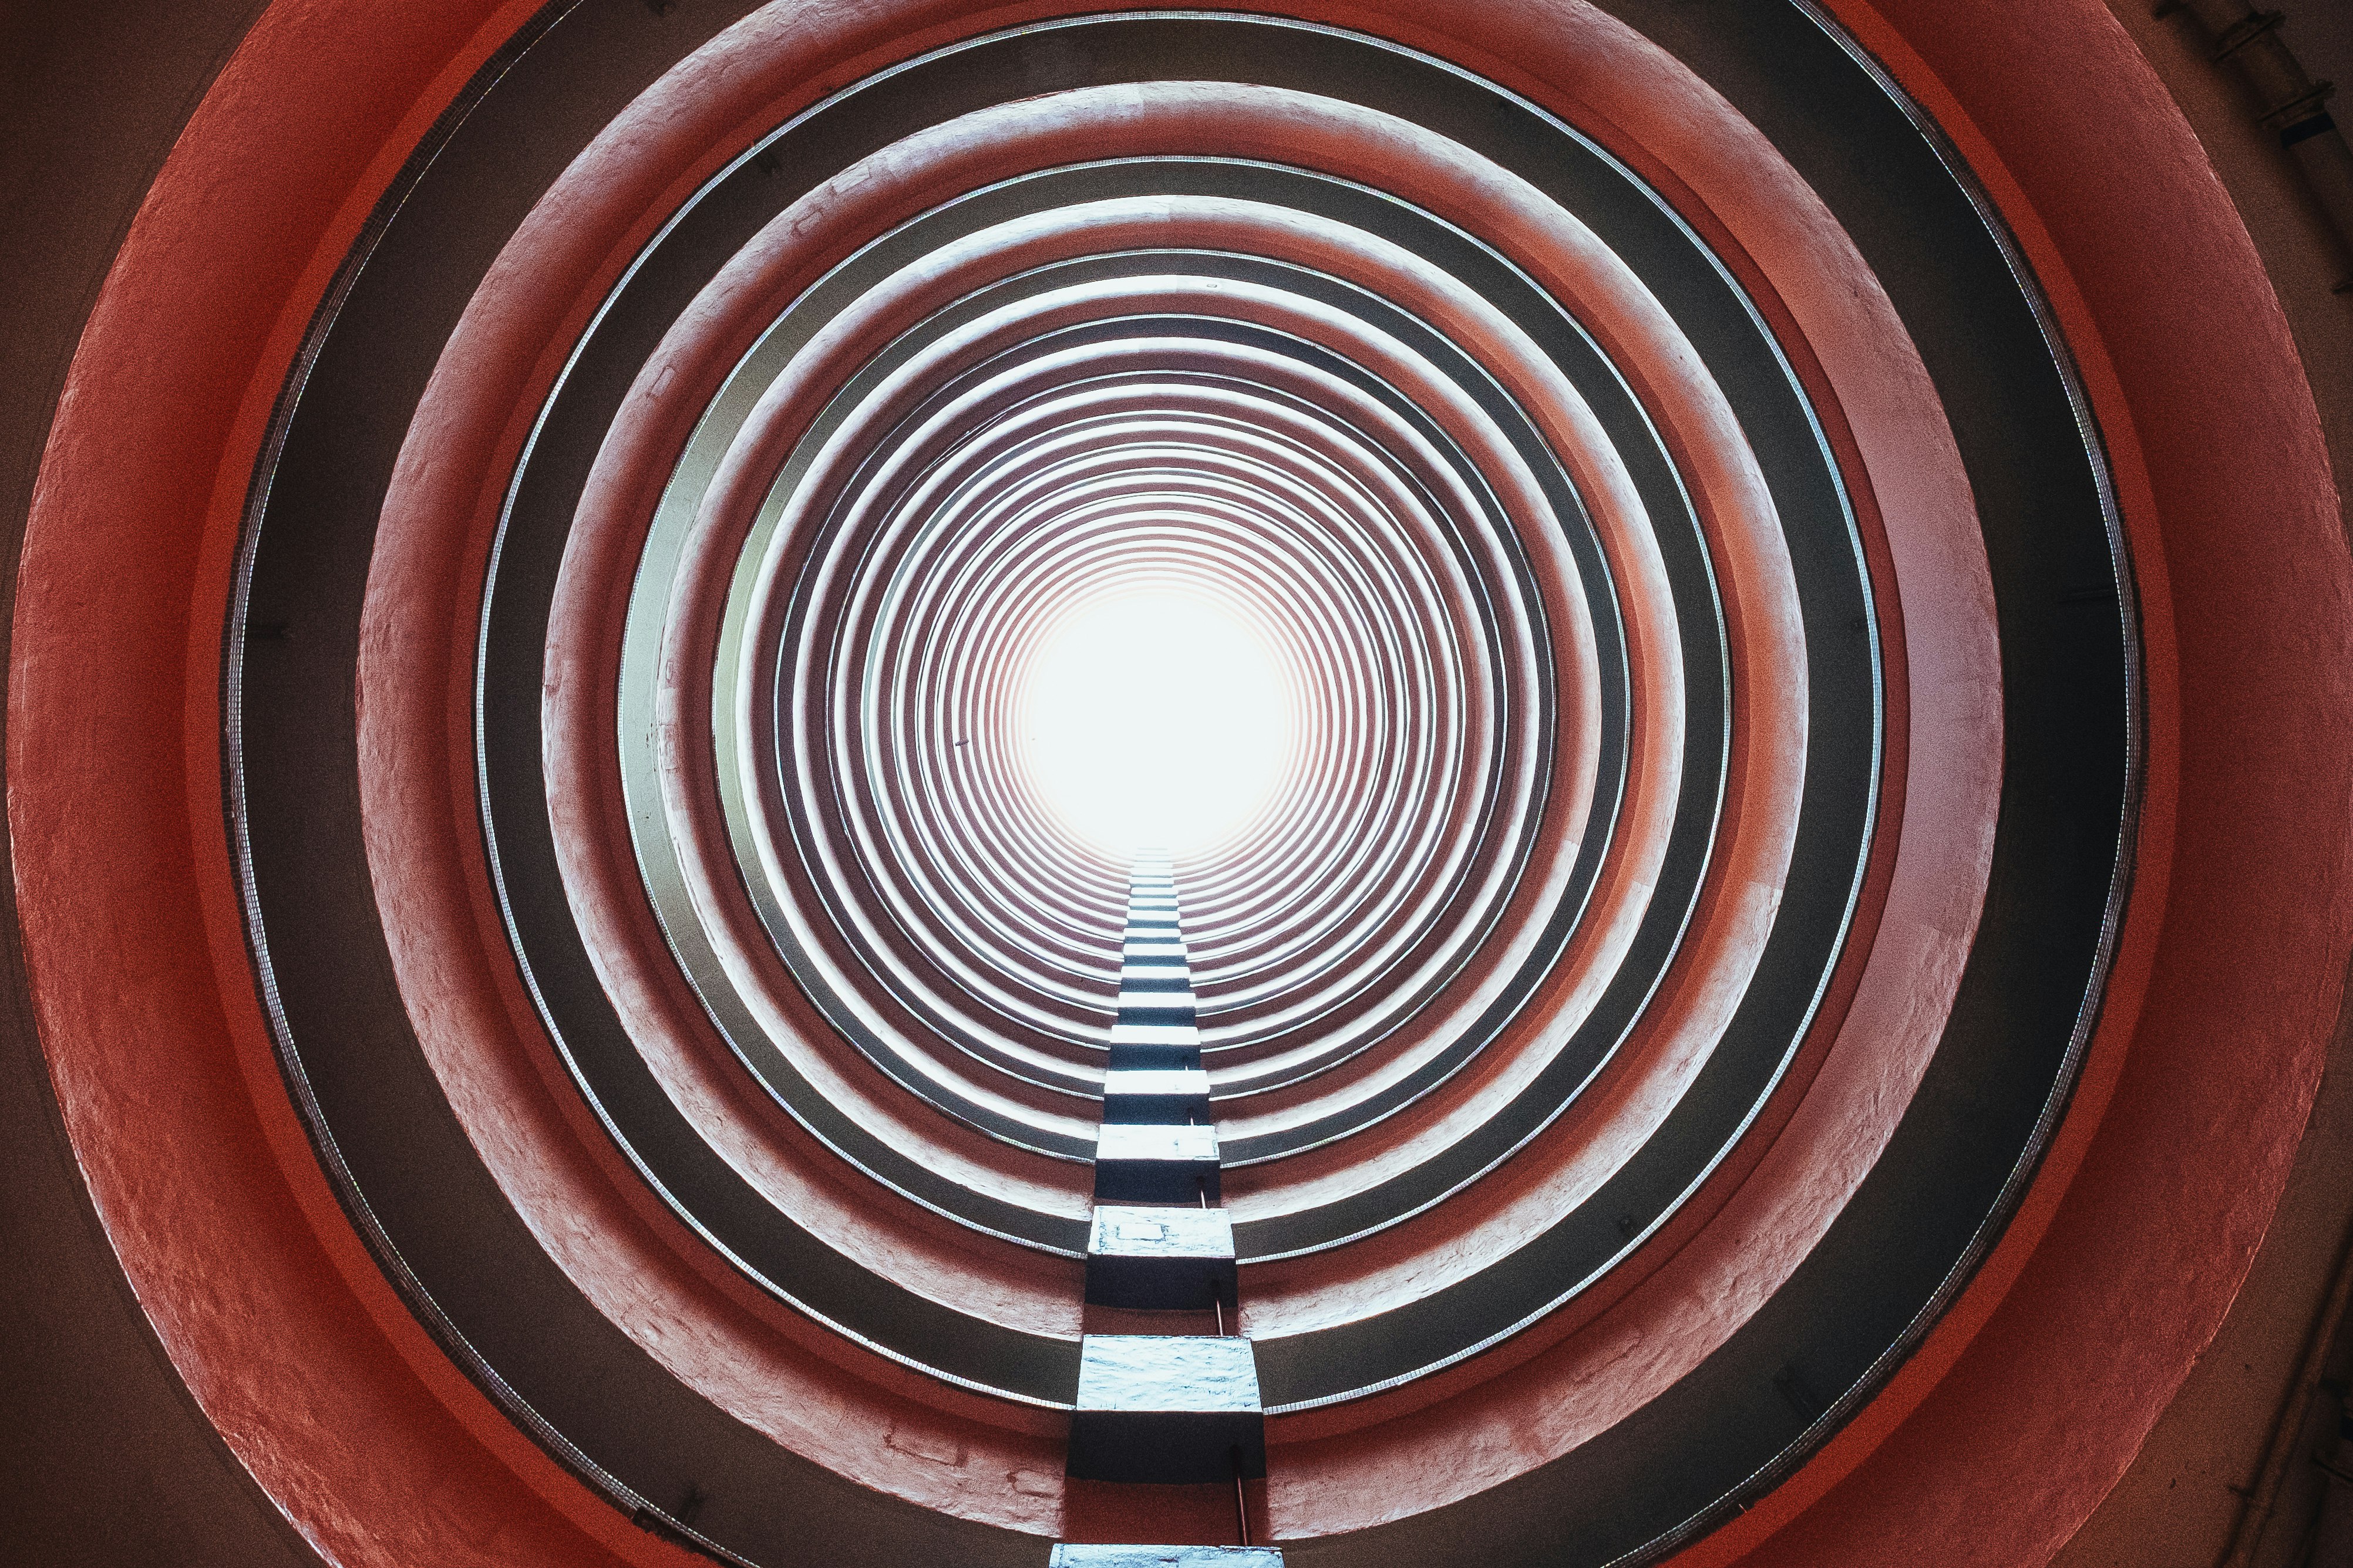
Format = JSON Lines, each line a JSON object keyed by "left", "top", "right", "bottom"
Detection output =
{"left": 1068, "top": 1334, "right": 1265, "bottom": 1483}
{"left": 1096, "top": 1124, "right": 1218, "bottom": 1202}
{"left": 1102, "top": 1067, "right": 1212, "bottom": 1125}
{"left": 1086, "top": 1205, "right": 1236, "bottom": 1309}
{"left": 1109, "top": 1042, "right": 1203, "bottom": 1073}
{"left": 1118, "top": 995, "right": 1197, "bottom": 1027}
{"left": 1051, "top": 1549, "right": 1282, "bottom": 1567}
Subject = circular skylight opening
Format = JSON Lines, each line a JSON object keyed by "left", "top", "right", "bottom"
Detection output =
{"left": 1016, "top": 584, "right": 1293, "bottom": 856}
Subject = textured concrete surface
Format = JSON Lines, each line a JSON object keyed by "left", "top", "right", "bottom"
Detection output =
{"left": 1088, "top": 1207, "right": 1238, "bottom": 1309}
{"left": 1071, "top": 1336, "right": 1266, "bottom": 1482}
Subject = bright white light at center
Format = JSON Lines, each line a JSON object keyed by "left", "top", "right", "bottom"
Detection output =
{"left": 1019, "top": 589, "right": 1291, "bottom": 855}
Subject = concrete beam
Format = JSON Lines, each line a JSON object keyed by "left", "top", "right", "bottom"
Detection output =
{"left": 1095, "top": 1125, "right": 1220, "bottom": 1202}
{"left": 1102, "top": 1068, "right": 1213, "bottom": 1125}
{"left": 1086, "top": 1205, "right": 1237, "bottom": 1309}
{"left": 1049, "top": 1549, "right": 1282, "bottom": 1566}
{"left": 1067, "top": 1335, "right": 1265, "bottom": 1482}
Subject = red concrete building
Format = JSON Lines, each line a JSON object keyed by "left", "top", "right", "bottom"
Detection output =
{"left": 4, "top": 2, "right": 2351, "bottom": 1565}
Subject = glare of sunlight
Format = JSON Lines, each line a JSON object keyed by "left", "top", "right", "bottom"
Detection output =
{"left": 1016, "top": 586, "right": 1291, "bottom": 855}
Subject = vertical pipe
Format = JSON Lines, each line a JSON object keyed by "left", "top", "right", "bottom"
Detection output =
{"left": 2218, "top": 1226, "right": 2353, "bottom": 1566}
{"left": 2157, "top": 0, "right": 2353, "bottom": 291}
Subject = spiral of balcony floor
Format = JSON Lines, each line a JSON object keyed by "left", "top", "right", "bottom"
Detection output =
{"left": 221, "top": 5, "right": 2137, "bottom": 1564}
